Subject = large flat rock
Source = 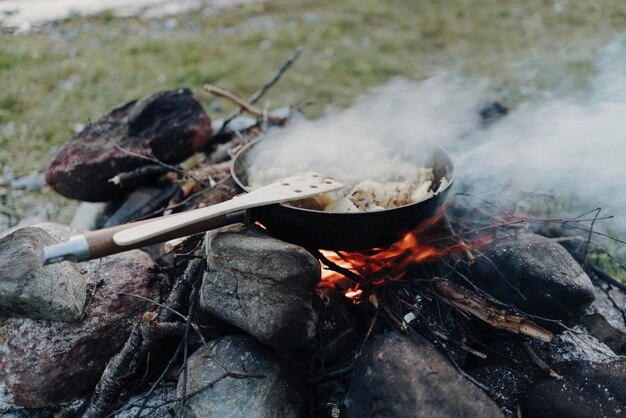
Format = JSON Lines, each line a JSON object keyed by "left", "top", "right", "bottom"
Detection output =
{"left": 199, "top": 225, "right": 320, "bottom": 349}
{"left": 468, "top": 234, "right": 595, "bottom": 325}
{"left": 345, "top": 331, "right": 503, "bottom": 418}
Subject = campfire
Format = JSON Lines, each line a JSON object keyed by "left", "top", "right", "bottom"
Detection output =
{"left": 1, "top": 50, "right": 625, "bottom": 418}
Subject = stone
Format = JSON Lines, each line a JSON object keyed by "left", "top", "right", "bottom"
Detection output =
{"left": 583, "top": 283, "right": 626, "bottom": 354}
{"left": 549, "top": 327, "right": 618, "bottom": 363}
{"left": 344, "top": 331, "right": 503, "bottom": 418}
{"left": 177, "top": 335, "right": 304, "bottom": 418}
{"left": 479, "top": 102, "right": 508, "bottom": 126}
{"left": 103, "top": 185, "right": 178, "bottom": 228}
{"left": 523, "top": 360, "right": 626, "bottom": 418}
{"left": 0, "top": 227, "right": 86, "bottom": 322}
{"left": 0, "top": 223, "right": 164, "bottom": 409}
{"left": 199, "top": 225, "right": 320, "bottom": 349}
{"left": 70, "top": 202, "right": 108, "bottom": 231}
{"left": 468, "top": 234, "right": 595, "bottom": 325}
{"left": 46, "top": 88, "right": 212, "bottom": 201}
{"left": 470, "top": 366, "right": 532, "bottom": 417}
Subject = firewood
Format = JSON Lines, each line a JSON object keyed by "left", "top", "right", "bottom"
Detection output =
{"left": 432, "top": 279, "right": 553, "bottom": 342}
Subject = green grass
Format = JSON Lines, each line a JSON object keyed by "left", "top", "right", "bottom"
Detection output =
{"left": 1, "top": 0, "right": 625, "bottom": 175}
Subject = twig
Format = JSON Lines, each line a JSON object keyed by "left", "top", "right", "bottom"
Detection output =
{"left": 134, "top": 175, "right": 236, "bottom": 220}
{"left": 177, "top": 286, "right": 197, "bottom": 418}
{"left": 443, "top": 215, "right": 475, "bottom": 264}
{"left": 582, "top": 208, "right": 601, "bottom": 266}
{"left": 314, "top": 250, "right": 371, "bottom": 291}
{"left": 217, "top": 47, "right": 303, "bottom": 134}
{"left": 521, "top": 342, "right": 561, "bottom": 379}
{"left": 129, "top": 340, "right": 184, "bottom": 418}
{"left": 83, "top": 312, "right": 159, "bottom": 418}
{"left": 431, "top": 330, "right": 487, "bottom": 359}
{"left": 423, "top": 214, "right": 619, "bottom": 246}
{"left": 587, "top": 262, "right": 626, "bottom": 293}
{"left": 119, "top": 293, "right": 188, "bottom": 322}
{"left": 203, "top": 85, "right": 287, "bottom": 124}
{"left": 108, "top": 165, "right": 170, "bottom": 188}
{"left": 161, "top": 256, "right": 206, "bottom": 322}
{"left": 430, "top": 279, "right": 553, "bottom": 342}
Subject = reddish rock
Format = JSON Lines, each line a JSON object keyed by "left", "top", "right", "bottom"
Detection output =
{"left": 0, "top": 225, "right": 165, "bottom": 409}
{"left": 46, "top": 88, "right": 212, "bottom": 201}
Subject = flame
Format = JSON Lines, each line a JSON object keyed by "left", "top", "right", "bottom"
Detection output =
{"left": 319, "top": 214, "right": 493, "bottom": 299}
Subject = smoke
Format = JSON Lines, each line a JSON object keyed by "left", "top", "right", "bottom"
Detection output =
{"left": 247, "top": 76, "right": 485, "bottom": 187}
{"left": 457, "top": 36, "right": 626, "bottom": 231}
{"left": 248, "top": 36, "right": 626, "bottom": 231}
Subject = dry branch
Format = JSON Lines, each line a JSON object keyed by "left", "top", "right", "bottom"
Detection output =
{"left": 432, "top": 279, "right": 553, "bottom": 342}
{"left": 203, "top": 85, "right": 287, "bottom": 124}
{"left": 83, "top": 311, "right": 159, "bottom": 418}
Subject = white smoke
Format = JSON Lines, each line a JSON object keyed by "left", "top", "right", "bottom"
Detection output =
{"left": 247, "top": 76, "right": 485, "bottom": 188}
{"left": 248, "top": 36, "right": 626, "bottom": 231}
{"left": 458, "top": 36, "right": 626, "bottom": 231}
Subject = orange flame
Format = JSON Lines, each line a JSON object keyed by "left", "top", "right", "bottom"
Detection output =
{"left": 319, "top": 214, "right": 493, "bottom": 299}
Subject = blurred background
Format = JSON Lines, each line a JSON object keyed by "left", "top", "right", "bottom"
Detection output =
{"left": 1, "top": 0, "right": 625, "bottom": 228}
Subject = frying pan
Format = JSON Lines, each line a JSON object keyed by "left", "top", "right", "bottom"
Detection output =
{"left": 41, "top": 133, "right": 454, "bottom": 264}
{"left": 231, "top": 133, "right": 455, "bottom": 250}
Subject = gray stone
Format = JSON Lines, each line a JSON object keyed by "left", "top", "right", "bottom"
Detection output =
{"left": 549, "top": 327, "right": 618, "bottom": 364}
{"left": 583, "top": 283, "right": 626, "bottom": 354}
{"left": 344, "top": 331, "right": 504, "bottom": 418}
{"left": 523, "top": 360, "right": 626, "bottom": 418}
{"left": 70, "top": 202, "right": 108, "bottom": 231}
{"left": 0, "top": 223, "right": 164, "bottom": 408}
{"left": 469, "top": 234, "right": 595, "bottom": 325}
{"left": 103, "top": 185, "right": 178, "bottom": 228}
{"left": 0, "top": 227, "right": 86, "bottom": 322}
{"left": 177, "top": 335, "right": 304, "bottom": 418}
{"left": 199, "top": 225, "right": 319, "bottom": 349}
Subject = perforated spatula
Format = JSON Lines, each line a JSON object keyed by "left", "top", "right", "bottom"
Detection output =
{"left": 42, "top": 172, "right": 343, "bottom": 264}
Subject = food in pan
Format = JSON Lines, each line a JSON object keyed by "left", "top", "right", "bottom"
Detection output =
{"left": 247, "top": 164, "right": 449, "bottom": 213}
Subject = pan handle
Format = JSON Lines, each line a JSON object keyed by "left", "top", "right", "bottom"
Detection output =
{"left": 42, "top": 172, "right": 343, "bottom": 264}
{"left": 41, "top": 210, "right": 246, "bottom": 264}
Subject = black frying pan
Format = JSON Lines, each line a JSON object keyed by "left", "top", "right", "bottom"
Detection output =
{"left": 231, "top": 132, "right": 454, "bottom": 250}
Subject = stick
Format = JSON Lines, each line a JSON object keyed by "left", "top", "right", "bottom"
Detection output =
{"left": 203, "top": 85, "right": 287, "bottom": 123}
{"left": 83, "top": 312, "right": 159, "bottom": 418}
{"left": 216, "top": 47, "right": 303, "bottom": 134}
{"left": 430, "top": 279, "right": 553, "bottom": 342}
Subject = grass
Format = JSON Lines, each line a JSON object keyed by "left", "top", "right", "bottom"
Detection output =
{"left": 0, "top": 0, "right": 625, "bottom": 252}
{"left": 1, "top": 0, "right": 625, "bottom": 174}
